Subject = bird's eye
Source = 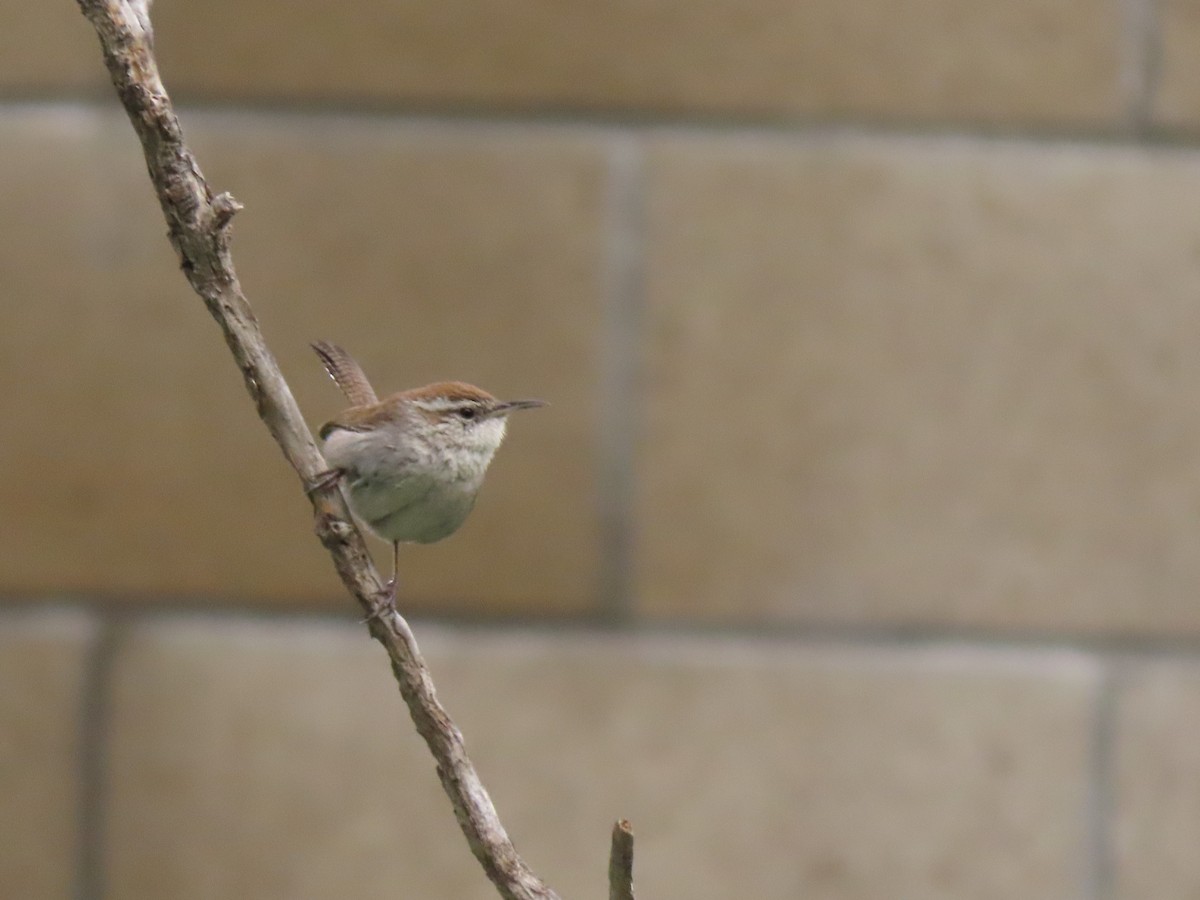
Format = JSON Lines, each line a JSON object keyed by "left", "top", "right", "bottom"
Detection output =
{"left": 457, "top": 407, "right": 477, "bottom": 421}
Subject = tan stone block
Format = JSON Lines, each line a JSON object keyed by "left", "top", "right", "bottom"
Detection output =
{"left": 150, "top": 0, "right": 1122, "bottom": 127}
{"left": 105, "top": 619, "right": 1096, "bottom": 899}
{"left": 0, "top": 108, "right": 328, "bottom": 606}
{"left": 1113, "top": 664, "right": 1200, "bottom": 898}
{"left": 0, "top": 608, "right": 96, "bottom": 899}
{"left": 1152, "top": 0, "right": 1200, "bottom": 130}
{"left": 0, "top": 2, "right": 109, "bottom": 92}
{"left": 0, "top": 109, "right": 605, "bottom": 613}
{"left": 639, "top": 135, "right": 1200, "bottom": 635}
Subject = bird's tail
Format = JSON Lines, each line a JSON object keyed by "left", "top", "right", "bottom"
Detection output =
{"left": 311, "top": 340, "right": 379, "bottom": 407}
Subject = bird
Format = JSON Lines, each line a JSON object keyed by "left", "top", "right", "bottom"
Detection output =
{"left": 309, "top": 340, "right": 545, "bottom": 617}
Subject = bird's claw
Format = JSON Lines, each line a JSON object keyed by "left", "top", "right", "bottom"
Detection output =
{"left": 360, "top": 580, "right": 397, "bottom": 624}
{"left": 305, "top": 468, "right": 343, "bottom": 496}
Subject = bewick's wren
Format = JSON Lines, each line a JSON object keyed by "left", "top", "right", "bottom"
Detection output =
{"left": 310, "top": 341, "right": 545, "bottom": 615}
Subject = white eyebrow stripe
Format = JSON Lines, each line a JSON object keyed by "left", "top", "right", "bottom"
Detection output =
{"left": 411, "top": 397, "right": 488, "bottom": 412}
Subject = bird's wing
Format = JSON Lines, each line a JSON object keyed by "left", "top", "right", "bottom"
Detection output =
{"left": 318, "top": 397, "right": 403, "bottom": 439}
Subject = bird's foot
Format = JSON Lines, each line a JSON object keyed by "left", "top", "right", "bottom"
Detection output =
{"left": 360, "top": 580, "right": 397, "bottom": 625}
{"left": 305, "top": 468, "right": 343, "bottom": 496}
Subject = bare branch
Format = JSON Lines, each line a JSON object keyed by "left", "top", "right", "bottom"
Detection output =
{"left": 74, "top": 2, "right": 560, "bottom": 898}
{"left": 608, "top": 819, "right": 635, "bottom": 900}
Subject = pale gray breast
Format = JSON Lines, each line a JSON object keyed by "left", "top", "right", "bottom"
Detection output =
{"left": 322, "top": 418, "right": 487, "bottom": 543}
{"left": 358, "top": 473, "right": 479, "bottom": 544}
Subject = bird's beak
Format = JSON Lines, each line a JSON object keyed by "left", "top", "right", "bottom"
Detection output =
{"left": 492, "top": 398, "right": 548, "bottom": 417}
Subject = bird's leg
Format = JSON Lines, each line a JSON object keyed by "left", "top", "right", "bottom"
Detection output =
{"left": 305, "top": 470, "right": 396, "bottom": 625}
{"left": 390, "top": 539, "right": 400, "bottom": 605}
{"left": 306, "top": 469, "right": 395, "bottom": 624}
{"left": 362, "top": 540, "right": 400, "bottom": 624}
{"left": 304, "top": 468, "right": 343, "bottom": 495}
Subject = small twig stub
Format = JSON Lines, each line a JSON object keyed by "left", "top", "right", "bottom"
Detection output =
{"left": 609, "top": 818, "right": 636, "bottom": 900}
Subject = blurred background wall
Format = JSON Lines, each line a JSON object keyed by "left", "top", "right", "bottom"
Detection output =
{"left": 4, "top": 1, "right": 1200, "bottom": 898}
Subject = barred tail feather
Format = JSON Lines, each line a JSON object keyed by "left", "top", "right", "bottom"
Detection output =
{"left": 311, "top": 340, "right": 378, "bottom": 407}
